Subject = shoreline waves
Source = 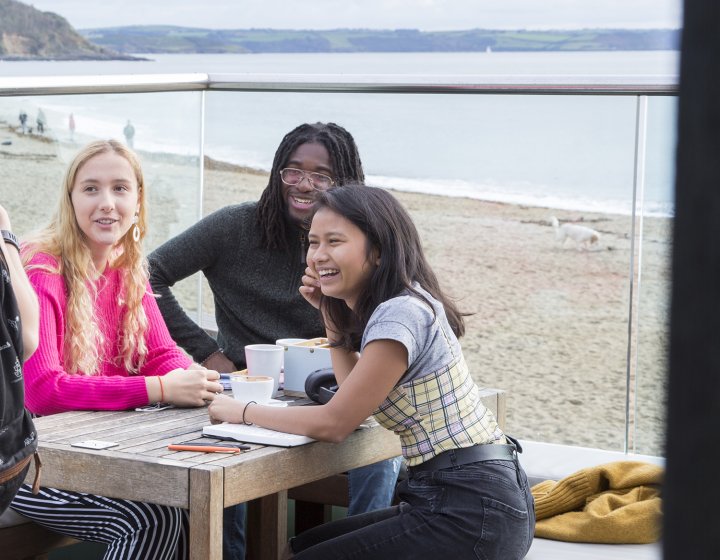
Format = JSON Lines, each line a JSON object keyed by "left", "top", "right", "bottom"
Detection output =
{"left": 1, "top": 123, "right": 669, "bottom": 456}
{"left": 1, "top": 100, "right": 674, "bottom": 220}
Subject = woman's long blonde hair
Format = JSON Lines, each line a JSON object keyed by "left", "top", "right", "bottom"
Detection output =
{"left": 24, "top": 139, "right": 150, "bottom": 376}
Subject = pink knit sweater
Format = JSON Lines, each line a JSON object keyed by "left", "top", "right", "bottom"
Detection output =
{"left": 23, "top": 253, "right": 191, "bottom": 415}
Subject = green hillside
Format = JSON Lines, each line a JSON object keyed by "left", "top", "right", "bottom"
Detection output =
{"left": 0, "top": 0, "right": 138, "bottom": 60}
{"left": 0, "top": 0, "right": 679, "bottom": 61}
{"left": 81, "top": 26, "right": 680, "bottom": 54}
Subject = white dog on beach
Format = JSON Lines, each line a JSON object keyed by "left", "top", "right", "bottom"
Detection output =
{"left": 550, "top": 216, "right": 600, "bottom": 250}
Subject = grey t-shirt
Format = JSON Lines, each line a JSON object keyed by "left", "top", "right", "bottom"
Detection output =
{"left": 361, "top": 285, "right": 462, "bottom": 385}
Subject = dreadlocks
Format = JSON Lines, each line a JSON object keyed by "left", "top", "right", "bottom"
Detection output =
{"left": 256, "top": 122, "right": 364, "bottom": 250}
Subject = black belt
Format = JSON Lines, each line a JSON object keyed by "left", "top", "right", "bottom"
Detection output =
{"left": 409, "top": 439, "right": 520, "bottom": 475}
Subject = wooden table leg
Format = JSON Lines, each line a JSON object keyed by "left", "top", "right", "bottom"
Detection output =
{"left": 189, "top": 465, "right": 224, "bottom": 560}
{"left": 247, "top": 491, "right": 288, "bottom": 560}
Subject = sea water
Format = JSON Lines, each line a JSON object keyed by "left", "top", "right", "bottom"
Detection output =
{"left": 0, "top": 51, "right": 679, "bottom": 215}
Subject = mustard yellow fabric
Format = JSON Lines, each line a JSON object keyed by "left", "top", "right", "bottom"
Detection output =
{"left": 531, "top": 461, "right": 663, "bottom": 544}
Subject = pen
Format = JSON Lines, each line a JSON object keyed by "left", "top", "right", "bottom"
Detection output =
{"left": 201, "top": 435, "right": 253, "bottom": 446}
{"left": 167, "top": 444, "right": 241, "bottom": 453}
{"left": 177, "top": 441, "right": 252, "bottom": 450}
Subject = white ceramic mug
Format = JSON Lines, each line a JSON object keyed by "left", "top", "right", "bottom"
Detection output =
{"left": 230, "top": 375, "right": 274, "bottom": 403}
{"left": 244, "top": 344, "right": 284, "bottom": 396}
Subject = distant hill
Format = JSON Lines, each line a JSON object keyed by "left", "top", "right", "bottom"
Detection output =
{"left": 80, "top": 26, "right": 680, "bottom": 54}
{"left": 0, "top": 0, "right": 139, "bottom": 60}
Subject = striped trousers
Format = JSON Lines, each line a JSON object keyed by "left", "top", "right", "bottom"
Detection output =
{"left": 11, "top": 484, "right": 188, "bottom": 560}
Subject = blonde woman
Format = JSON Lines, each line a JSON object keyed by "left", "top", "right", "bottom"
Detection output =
{"left": 10, "top": 140, "right": 222, "bottom": 560}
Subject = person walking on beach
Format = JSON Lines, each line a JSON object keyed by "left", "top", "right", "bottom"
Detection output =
{"left": 208, "top": 185, "right": 536, "bottom": 559}
{"left": 18, "top": 110, "right": 28, "bottom": 134}
{"left": 68, "top": 113, "right": 76, "bottom": 141}
{"left": 36, "top": 109, "right": 46, "bottom": 135}
{"left": 123, "top": 119, "right": 135, "bottom": 148}
{"left": 0, "top": 203, "right": 39, "bottom": 516}
{"left": 10, "top": 139, "right": 223, "bottom": 559}
{"left": 148, "top": 122, "right": 401, "bottom": 559}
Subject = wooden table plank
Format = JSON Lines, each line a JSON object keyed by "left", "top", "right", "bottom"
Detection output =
{"left": 223, "top": 427, "right": 401, "bottom": 505}
{"left": 34, "top": 410, "right": 131, "bottom": 432}
{"left": 26, "top": 444, "right": 191, "bottom": 507}
{"left": 45, "top": 408, "right": 210, "bottom": 444}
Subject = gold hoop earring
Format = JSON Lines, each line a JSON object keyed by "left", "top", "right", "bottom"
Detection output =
{"left": 132, "top": 214, "right": 140, "bottom": 242}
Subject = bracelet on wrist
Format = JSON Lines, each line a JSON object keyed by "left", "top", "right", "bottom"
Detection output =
{"left": 157, "top": 376, "right": 165, "bottom": 403}
{"left": 201, "top": 348, "right": 224, "bottom": 367}
{"left": 242, "top": 401, "right": 257, "bottom": 425}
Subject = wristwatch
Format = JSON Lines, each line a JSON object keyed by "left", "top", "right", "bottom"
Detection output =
{"left": 1, "top": 230, "right": 20, "bottom": 252}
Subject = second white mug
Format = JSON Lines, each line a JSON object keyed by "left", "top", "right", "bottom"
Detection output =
{"left": 230, "top": 375, "right": 274, "bottom": 403}
{"left": 244, "top": 344, "right": 284, "bottom": 396}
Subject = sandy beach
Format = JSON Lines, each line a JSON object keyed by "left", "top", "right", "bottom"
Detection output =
{"left": 1, "top": 122, "right": 670, "bottom": 456}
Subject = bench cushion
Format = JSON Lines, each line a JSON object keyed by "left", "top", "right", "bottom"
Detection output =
{"left": 518, "top": 440, "right": 665, "bottom": 487}
{"left": 526, "top": 538, "right": 661, "bottom": 559}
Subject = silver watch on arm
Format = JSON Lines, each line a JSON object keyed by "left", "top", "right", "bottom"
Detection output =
{"left": 1, "top": 230, "right": 20, "bottom": 252}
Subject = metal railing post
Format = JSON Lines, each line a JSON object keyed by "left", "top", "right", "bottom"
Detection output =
{"left": 625, "top": 95, "right": 649, "bottom": 453}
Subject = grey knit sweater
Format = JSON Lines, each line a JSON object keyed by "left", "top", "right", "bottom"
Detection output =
{"left": 148, "top": 202, "right": 323, "bottom": 369}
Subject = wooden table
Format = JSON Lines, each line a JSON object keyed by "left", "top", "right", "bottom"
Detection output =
{"left": 24, "top": 400, "right": 401, "bottom": 560}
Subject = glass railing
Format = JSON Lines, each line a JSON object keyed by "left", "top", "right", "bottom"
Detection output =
{"left": 0, "top": 74, "right": 677, "bottom": 456}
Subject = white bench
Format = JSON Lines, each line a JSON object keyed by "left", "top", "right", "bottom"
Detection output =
{"left": 519, "top": 440, "right": 664, "bottom": 560}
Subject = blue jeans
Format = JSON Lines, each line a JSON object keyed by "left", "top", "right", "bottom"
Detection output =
{"left": 347, "top": 457, "right": 402, "bottom": 516}
{"left": 223, "top": 502, "right": 247, "bottom": 560}
{"left": 221, "top": 458, "right": 400, "bottom": 558}
{"left": 290, "top": 457, "right": 535, "bottom": 559}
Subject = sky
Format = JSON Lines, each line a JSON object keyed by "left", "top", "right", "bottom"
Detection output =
{"left": 26, "top": 0, "right": 682, "bottom": 31}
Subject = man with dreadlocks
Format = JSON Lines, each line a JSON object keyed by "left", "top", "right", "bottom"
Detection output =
{"left": 148, "top": 122, "right": 401, "bottom": 559}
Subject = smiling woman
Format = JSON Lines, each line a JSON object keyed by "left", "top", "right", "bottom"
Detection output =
{"left": 70, "top": 150, "right": 141, "bottom": 270}
{"left": 21, "top": 140, "right": 151, "bottom": 380}
{"left": 307, "top": 206, "right": 379, "bottom": 309}
{"left": 18, "top": 139, "right": 220, "bottom": 407}
{"left": 9, "top": 139, "right": 223, "bottom": 560}
{"left": 208, "top": 185, "right": 534, "bottom": 559}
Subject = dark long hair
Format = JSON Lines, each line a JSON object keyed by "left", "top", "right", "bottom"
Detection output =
{"left": 315, "top": 185, "right": 467, "bottom": 351}
{"left": 257, "top": 122, "right": 364, "bottom": 250}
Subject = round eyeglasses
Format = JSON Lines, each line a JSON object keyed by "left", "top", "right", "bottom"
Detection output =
{"left": 280, "top": 168, "right": 335, "bottom": 190}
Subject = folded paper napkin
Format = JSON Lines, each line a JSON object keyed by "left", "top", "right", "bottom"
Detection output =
{"left": 531, "top": 460, "right": 663, "bottom": 544}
